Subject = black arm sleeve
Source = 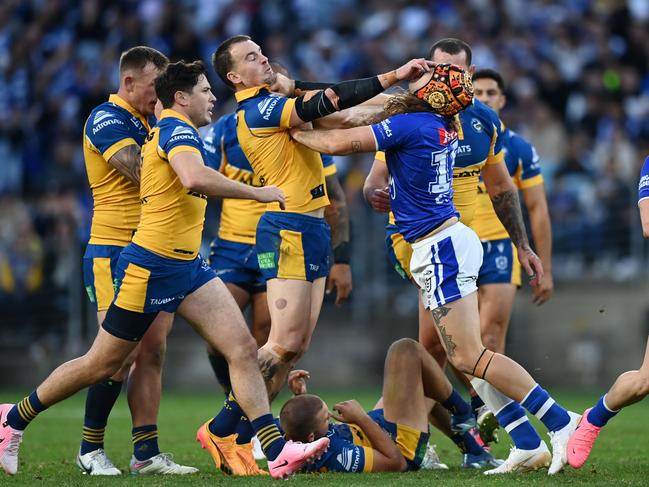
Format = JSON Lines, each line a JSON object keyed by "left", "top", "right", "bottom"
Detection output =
{"left": 294, "top": 76, "right": 385, "bottom": 123}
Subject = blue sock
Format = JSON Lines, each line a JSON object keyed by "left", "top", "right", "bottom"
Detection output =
{"left": 471, "top": 395, "right": 485, "bottom": 416}
{"left": 496, "top": 401, "right": 541, "bottom": 450}
{"left": 521, "top": 384, "right": 570, "bottom": 432}
{"left": 251, "top": 414, "right": 285, "bottom": 461}
{"left": 207, "top": 351, "right": 231, "bottom": 395}
{"left": 234, "top": 417, "right": 255, "bottom": 445}
{"left": 80, "top": 379, "right": 122, "bottom": 455}
{"left": 587, "top": 395, "right": 619, "bottom": 427}
{"left": 451, "top": 431, "right": 484, "bottom": 455}
{"left": 209, "top": 393, "right": 244, "bottom": 438}
{"left": 7, "top": 391, "right": 47, "bottom": 430}
{"left": 442, "top": 390, "right": 472, "bottom": 418}
{"left": 132, "top": 424, "right": 160, "bottom": 461}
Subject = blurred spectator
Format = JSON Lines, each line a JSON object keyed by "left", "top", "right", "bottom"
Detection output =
{"left": 0, "top": 0, "right": 648, "bottom": 339}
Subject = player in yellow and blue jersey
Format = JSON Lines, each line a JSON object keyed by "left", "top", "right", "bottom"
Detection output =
{"left": 76, "top": 46, "right": 196, "bottom": 476}
{"left": 201, "top": 95, "right": 349, "bottom": 465}
{"left": 293, "top": 62, "right": 581, "bottom": 477}
{"left": 470, "top": 68, "right": 553, "bottom": 355}
{"left": 280, "top": 338, "right": 483, "bottom": 474}
{"left": 202, "top": 60, "right": 351, "bottom": 402}
{"left": 0, "top": 61, "right": 331, "bottom": 480}
{"left": 205, "top": 35, "right": 431, "bottom": 470}
{"left": 566, "top": 155, "right": 649, "bottom": 470}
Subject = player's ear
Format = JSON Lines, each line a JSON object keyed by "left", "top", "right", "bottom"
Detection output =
{"left": 307, "top": 432, "right": 315, "bottom": 442}
{"left": 123, "top": 74, "right": 135, "bottom": 92}
{"left": 468, "top": 65, "right": 476, "bottom": 75}
{"left": 226, "top": 71, "right": 240, "bottom": 86}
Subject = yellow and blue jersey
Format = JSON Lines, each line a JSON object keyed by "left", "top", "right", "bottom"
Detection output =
{"left": 471, "top": 127, "right": 544, "bottom": 241}
{"left": 203, "top": 112, "right": 337, "bottom": 244}
{"left": 453, "top": 98, "right": 505, "bottom": 226}
{"left": 83, "top": 94, "right": 154, "bottom": 246}
{"left": 304, "top": 409, "right": 429, "bottom": 473}
{"left": 132, "top": 109, "right": 208, "bottom": 260}
{"left": 638, "top": 156, "right": 649, "bottom": 204}
{"left": 234, "top": 86, "right": 330, "bottom": 213}
{"left": 371, "top": 113, "right": 459, "bottom": 243}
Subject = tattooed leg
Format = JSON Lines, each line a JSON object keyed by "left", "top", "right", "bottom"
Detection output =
{"left": 431, "top": 305, "right": 458, "bottom": 358}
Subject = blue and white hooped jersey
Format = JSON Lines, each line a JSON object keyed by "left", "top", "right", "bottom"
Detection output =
{"left": 371, "top": 112, "right": 459, "bottom": 243}
{"left": 638, "top": 156, "right": 649, "bottom": 204}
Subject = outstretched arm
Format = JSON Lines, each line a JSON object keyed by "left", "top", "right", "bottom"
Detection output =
{"left": 169, "top": 151, "right": 285, "bottom": 208}
{"left": 286, "top": 59, "right": 433, "bottom": 127}
{"left": 291, "top": 125, "right": 377, "bottom": 155}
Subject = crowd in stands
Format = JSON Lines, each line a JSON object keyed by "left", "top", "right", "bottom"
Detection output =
{"left": 1, "top": 0, "right": 649, "bottom": 327}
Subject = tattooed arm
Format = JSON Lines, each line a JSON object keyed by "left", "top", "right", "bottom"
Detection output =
{"left": 482, "top": 161, "right": 543, "bottom": 286}
{"left": 313, "top": 105, "right": 389, "bottom": 129}
{"left": 289, "top": 125, "right": 377, "bottom": 155}
{"left": 108, "top": 143, "right": 141, "bottom": 185}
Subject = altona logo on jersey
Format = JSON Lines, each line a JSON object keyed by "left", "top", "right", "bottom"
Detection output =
{"left": 257, "top": 96, "right": 280, "bottom": 121}
{"left": 170, "top": 125, "right": 200, "bottom": 143}
{"left": 336, "top": 448, "right": 358, "bottom": 471}
{"left": 92, "top": 110, "right": 124, "bottom": 134}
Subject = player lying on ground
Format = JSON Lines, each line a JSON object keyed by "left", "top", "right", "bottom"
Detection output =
{"left": 280, "top": 338, "right": 502, "bottom": 473}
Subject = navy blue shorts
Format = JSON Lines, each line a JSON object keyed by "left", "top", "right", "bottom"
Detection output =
{"left": 208, "top": 237, "right": 266, "bottom": 294}
{"left": 255, "top": 212, "right": 331, "bottom": 282}
{"left": 83, "top": 244, "right": 124, "bottom": 311}
{"left": 477, "top": 238, "right": 521, "bottom": 287}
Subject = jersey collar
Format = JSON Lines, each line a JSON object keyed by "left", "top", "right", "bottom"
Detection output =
{"left": 235, "top": 85, "right": 270, "bottom": 103}
{"left": 108, "top": 94, "right": 150, "bottom": 130}
{"left": 159, "top": 108, "right": 198, "bottom": 130}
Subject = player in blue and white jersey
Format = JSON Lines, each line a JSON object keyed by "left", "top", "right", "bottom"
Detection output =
{"left": 292, "top": 66, "right": 580, "bottom": 476}
{"left": 567, "top": 155, "right": 649, "bottom": 469}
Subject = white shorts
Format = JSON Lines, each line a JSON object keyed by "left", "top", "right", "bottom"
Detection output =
{"left": 410, "top": 222, "right": 483, "bottom": 310}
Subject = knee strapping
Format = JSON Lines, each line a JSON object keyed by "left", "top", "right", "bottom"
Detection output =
{"left": 472, "top": 348, "right": 496, "bottom": 379}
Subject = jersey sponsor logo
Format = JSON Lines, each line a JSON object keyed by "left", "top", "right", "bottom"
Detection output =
{"left": 257, "top": 96, "right": 280, "bottom": 121}
{"left": 639, "top": 175, "right": 649, "bottom": 191}
{"left": 379, "top": 119, "right": 393, "bottom": 138}
{"left": 471, "top": 118, "right": 484, "bottom": 133}
{"left": 92, "top": 110, "right": 124, "bottom": 134}
{"left": 257, "top": 252, "right": 276, "bottom": 269}
{"left": 309, "top": 264, "right": 319, "bottom": 272}
{"left": 455, "top": 168, "right": 481, "bottom": 178}
{"left": 438, "top": 128, "right": 458, "bottom": 145}
{"left": 171, "top": 126, "right": 196, "bottom": 137}
{"left": 130, "top": 115, "right": 145, "bottom": 131}
{"left": 149, "top": 294, "right": 185, "bottom": 305}
{"left": 456, "top": 144, "right": 472, "bottom": 155}
{"left": 336, "top": 447, "right": 359, "bottom": 471}
{"left": 310, "top": 184, "right": 325, "bottom": 199}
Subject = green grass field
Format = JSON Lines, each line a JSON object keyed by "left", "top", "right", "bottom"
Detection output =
{"left": 1, "top": 389, "right": 647, "bottom": 486}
